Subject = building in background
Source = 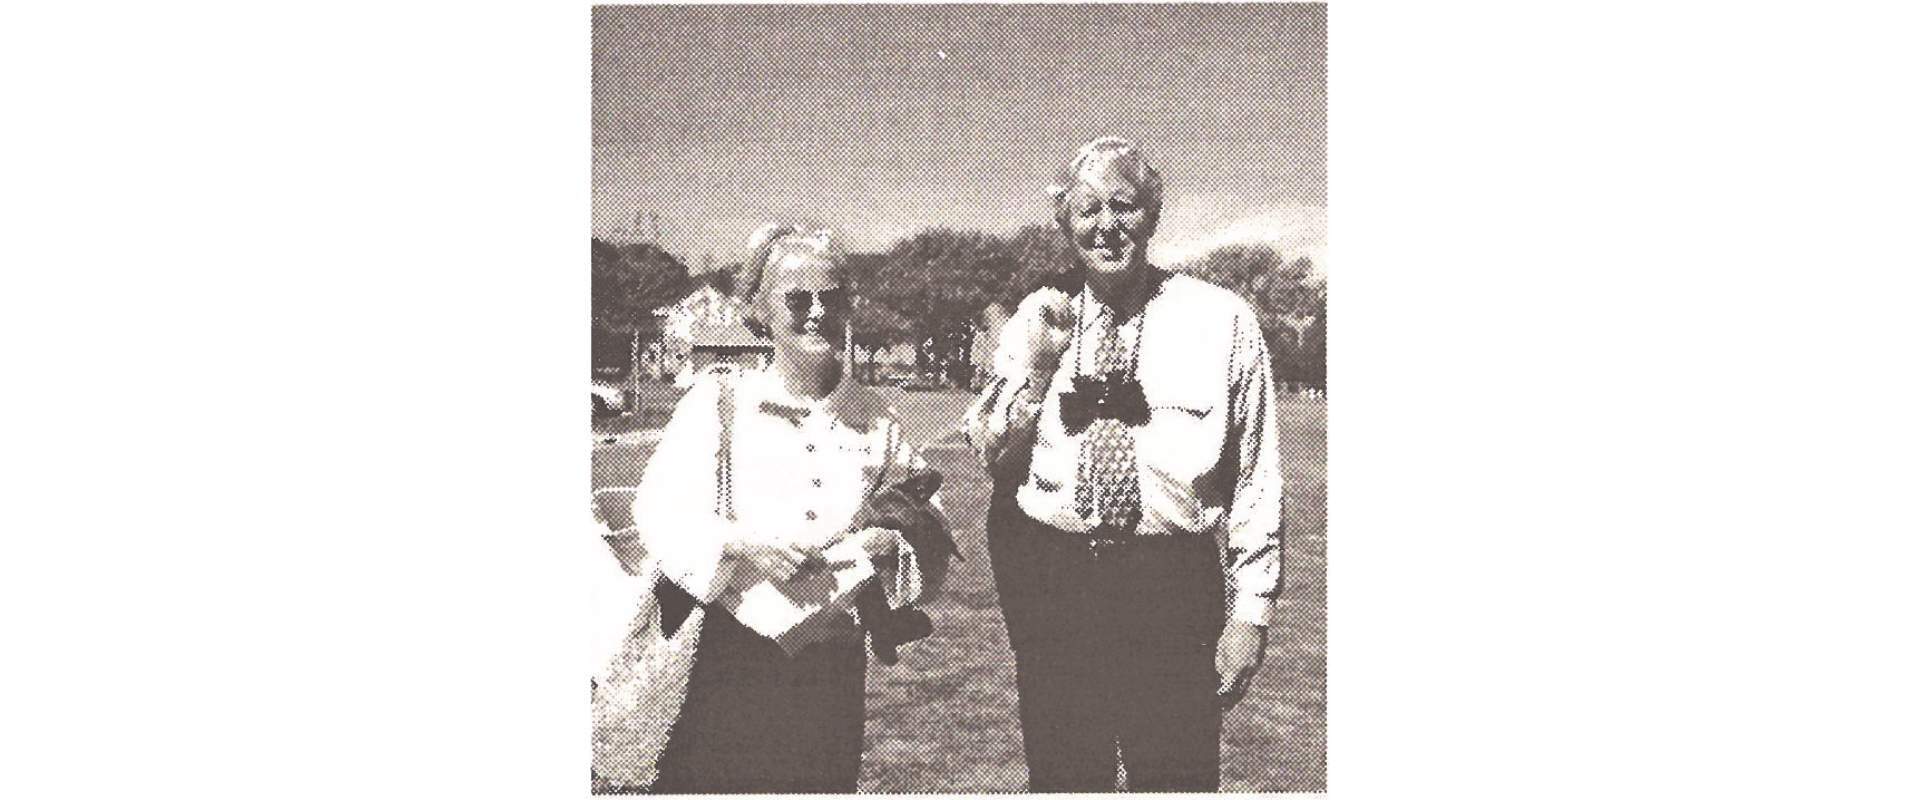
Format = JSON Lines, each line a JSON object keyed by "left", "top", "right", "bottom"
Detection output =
{"left": 656, "top": 285, "right": 771, "bottom": 385}
{"left": 681, "top": 316, "right": 771, "bottom": 381}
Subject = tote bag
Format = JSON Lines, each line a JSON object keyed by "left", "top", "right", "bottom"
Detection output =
{"left": 590, "top": 374, "right": 736, "bottom": 790}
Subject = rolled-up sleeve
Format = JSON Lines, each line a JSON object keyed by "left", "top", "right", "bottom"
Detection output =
{"left": 629, "top": 379, "right": 742, "bottom": 603}
{"left": 1224, "top": 311, "right": 1286, "bottom": 626}
{"left": 964, "top": 374, "right": 1045, "bottom": 480}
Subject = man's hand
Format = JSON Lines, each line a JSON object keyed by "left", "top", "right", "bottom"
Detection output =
{"left": 1215, "top": 621, "right": 1268, "bottom": 712}
{"left": 723, "top": 541, "right": 819, "bottom": 582}
{"left": 995, "top": 288, "right": 1076, "bottom": 378}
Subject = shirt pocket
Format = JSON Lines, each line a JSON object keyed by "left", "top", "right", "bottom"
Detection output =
{"left": 1152, "top": 400, "right": 1214, "bottom": 419}
{"left": 1141, "top": 387, "right": 1225, "bottom": 477}
{"left": 1147, "top": 376, "right": 1220, "bottom": 419}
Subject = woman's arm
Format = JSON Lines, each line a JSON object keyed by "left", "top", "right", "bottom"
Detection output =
{"left": 627, "top": 379, "right": 745, "bottom": 603}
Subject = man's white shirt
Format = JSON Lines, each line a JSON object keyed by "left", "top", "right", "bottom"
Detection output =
{"left": 967, "top": 273, "right": 1286, "bottom": 626}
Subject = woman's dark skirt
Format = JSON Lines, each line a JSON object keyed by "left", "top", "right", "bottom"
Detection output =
{"left": 648, "top": 580, "right": 867, "bottom": 794}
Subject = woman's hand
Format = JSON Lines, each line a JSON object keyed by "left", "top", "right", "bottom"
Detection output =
{"left": 724, "top": 540, "right": 820, "bottom": 582}
{"left": 843, "top": 527, "right": 903, "bottom": 561}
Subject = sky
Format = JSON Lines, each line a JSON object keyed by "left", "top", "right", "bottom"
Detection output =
{"left": 593, "top": 3, "right": 1325, "bottom": 272}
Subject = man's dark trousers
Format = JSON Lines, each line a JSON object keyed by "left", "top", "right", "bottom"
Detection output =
{"left": 987, "top": 487, "right": 1227, "bottom": 792}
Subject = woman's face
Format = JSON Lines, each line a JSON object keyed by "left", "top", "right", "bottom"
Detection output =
{"left": 1063, "top": 159, "right": 1156, "bottom": 278}
{"left": 761, "top": 251, "right": 851, "bottom": 364}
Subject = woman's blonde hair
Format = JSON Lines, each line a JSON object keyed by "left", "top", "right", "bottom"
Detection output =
{"left": 1045, "top": 136, "right": 1166, "bottom": 235}
{"left": 736, "top": 223, "right": 850, "bottom": 338}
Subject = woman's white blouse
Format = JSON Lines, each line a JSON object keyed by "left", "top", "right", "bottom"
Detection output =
{"left": 629, "top": 368, "right": 941, "bottom": 612}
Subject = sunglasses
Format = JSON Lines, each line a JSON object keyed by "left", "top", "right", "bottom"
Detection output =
{"left": 781, "top": 288, "right": 851, "bottom": 316}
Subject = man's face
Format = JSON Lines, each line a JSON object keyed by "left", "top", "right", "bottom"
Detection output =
{"left": 1063, "top": 159, "right": 1156, "bottom": 278}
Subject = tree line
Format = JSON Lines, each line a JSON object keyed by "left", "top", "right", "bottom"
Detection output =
{"left": 592, "top": 225, "right": 1325, "bottom": 393}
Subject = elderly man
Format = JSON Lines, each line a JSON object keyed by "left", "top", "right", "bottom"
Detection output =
{"left": 966, "top": 137, "right": 1285, "bottom": 792}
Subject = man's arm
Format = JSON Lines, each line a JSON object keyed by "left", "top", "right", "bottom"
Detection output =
{"left": 1217, "top": 309, "right": 1287, "bottom": 709}
{"left": 965, "top": 288, "right": 1074, "bottom": 480}
{"left": 964, "top": 374, "right": 1049, "bottom": 481}
{"left": 1223, "top": 310, "right": 1287, "bottom": 624}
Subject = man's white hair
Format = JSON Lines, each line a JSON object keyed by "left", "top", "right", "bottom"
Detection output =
{"left": 1046, "top": 136, "right": 1166, "bottom": 230}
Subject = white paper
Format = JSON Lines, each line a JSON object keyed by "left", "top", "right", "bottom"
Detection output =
{"left": 721, "top": 537, "right": 876, "bottom": 654}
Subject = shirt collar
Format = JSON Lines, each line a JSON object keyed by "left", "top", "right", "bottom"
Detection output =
{"left": 747, "top": 365, "right": 860, "bottom": 426}
{"left": 1079, "top": 265, "right": 1171, "bottom": 323}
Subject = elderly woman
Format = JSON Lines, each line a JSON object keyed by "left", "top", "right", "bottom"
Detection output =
{"left": 601, "top": 224, "right": 948, "bottom": 793}
{"left": 966, "top": 138, "right": 1286, "bottom": 791}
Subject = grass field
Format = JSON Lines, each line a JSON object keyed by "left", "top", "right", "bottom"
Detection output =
{"left": 591, "top": 388, "right": 1327, "bottom": 792}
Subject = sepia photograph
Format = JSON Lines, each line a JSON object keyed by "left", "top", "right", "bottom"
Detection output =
{"left": 16, "top": 2, "right": 1920, "bottom": 799}
{"left": 588, "top": 2, "right": 1326, "bottom": 792}
{"left": 17, "top": 2, "right": 1920, "bottom": 798}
